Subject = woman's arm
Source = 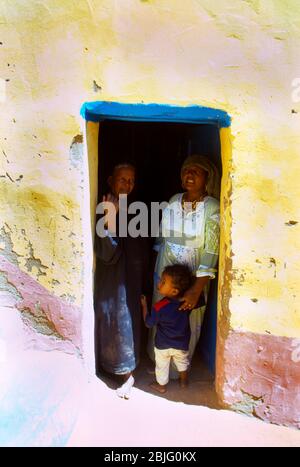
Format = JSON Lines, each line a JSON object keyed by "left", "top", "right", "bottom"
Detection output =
{"left": 95, "top": 193, "right": 123, "bottom": 265}
{"left": 196, "top": 199, "right": 220, "bottom": 279}
{"left": 180, "top": 199, "right": 220, "bottom": 311}
{"left": 95, "top": 231, "right": 123, "bottom": 265}
{"left": 179, "top": 276, "right": 209, "bottom": 310}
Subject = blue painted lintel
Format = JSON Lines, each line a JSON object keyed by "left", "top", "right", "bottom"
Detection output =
{"left": 80, "top": 101, "right": 231, "bottom": 127}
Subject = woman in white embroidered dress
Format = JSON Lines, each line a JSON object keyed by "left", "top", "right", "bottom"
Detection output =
{"left": 147, "top": 154, "right": 220, "bottom": 372}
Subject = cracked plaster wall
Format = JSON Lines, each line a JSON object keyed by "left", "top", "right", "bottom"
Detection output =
{"left": 0, "top": 0, "right": 299, "bottom": 438}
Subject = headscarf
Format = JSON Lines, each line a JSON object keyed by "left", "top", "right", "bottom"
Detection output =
{"left": 181, "top": 154, "right": 220, "bottom": 199}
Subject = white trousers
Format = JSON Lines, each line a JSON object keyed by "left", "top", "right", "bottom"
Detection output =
{"left": 154, "top": 347, "right": 189, "bottom": 385}
{"left": 148, "top": 306, "right": 205, "bottom": 374}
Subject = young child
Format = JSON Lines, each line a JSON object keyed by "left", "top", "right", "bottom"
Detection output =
{"left": 141, "top": 264, "right": 192, "bottom": 394}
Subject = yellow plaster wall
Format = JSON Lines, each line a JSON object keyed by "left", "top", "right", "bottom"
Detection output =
{"left": 0, "top": 0, "right": 300, "bottom": 335}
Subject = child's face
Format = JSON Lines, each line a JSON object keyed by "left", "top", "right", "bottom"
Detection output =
{"left": 157, "top": 273, "right": 179, "bottom": 298}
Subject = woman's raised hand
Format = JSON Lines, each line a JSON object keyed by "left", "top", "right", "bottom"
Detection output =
{"left": 103, "top": 193, "right": 119, "bottom": 213}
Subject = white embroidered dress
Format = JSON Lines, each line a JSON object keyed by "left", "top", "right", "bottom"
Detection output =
{"left": 149, "top": 193, "right": 220, "bottom": 364}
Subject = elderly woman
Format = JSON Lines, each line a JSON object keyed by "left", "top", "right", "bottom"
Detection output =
{"left": 94, "top": 163, "right": 149, "bottom": 399}
{"left": 148, "top": 154, "right": 220, "bottom": 371}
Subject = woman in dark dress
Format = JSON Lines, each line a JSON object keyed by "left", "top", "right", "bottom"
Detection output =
{"left": 94, "top": 164, "right": 148, "bottom": 399}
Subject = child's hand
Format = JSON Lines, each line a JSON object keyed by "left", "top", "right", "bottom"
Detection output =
{"left": 141, "top": 295, "right": 148, "bottom": 321}
{"left": 140, "top": 295, "right": 147, "bottom": 306}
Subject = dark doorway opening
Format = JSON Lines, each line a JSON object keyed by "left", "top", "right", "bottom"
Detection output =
{"left": 97, "top": 119, "right": 221, "bottom": 378}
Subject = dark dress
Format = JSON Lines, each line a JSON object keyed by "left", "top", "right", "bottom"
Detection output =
{"left": 94, "top": 216, "right": 149, "bottom": 376}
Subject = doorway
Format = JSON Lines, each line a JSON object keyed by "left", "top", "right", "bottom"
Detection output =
{"left": 97, "top": 119, "right": 222, "bottom": 376}
{"left": 81, "top": 100, "right": 231, "bottom": 403}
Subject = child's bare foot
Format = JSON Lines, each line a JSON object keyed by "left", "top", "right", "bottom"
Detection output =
{"left": 149, "top": 381, "right": 167, "bottom": 394}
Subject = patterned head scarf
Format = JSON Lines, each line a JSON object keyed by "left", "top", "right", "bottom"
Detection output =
{"left": 181, "top": 154, "right": 220, "bottom": 199}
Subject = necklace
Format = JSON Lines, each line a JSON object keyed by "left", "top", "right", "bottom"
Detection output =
{"left": 181, "top": 192, "right": 206, "bottom": 211}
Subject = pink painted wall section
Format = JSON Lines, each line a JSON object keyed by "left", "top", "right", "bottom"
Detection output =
{"left": 216, "top": 330, "right": 300, "bottom": 429}
{"left": 0, "top": 256, "right": 82, "bottom": 352}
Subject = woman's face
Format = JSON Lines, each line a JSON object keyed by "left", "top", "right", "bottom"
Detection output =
{"left": 181, "top": 164, "right": 208, "bottom": 193}
{"left": 108, "top": 167, "right": 135, "bottom": 197}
